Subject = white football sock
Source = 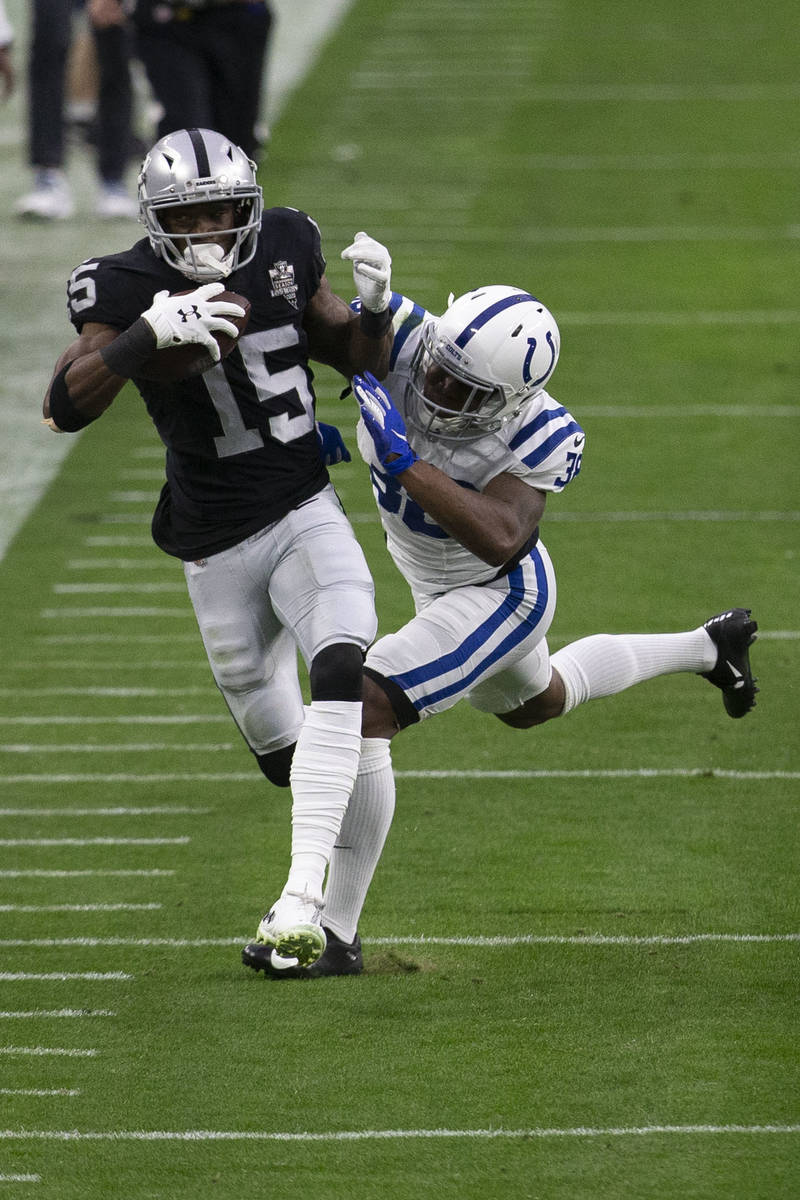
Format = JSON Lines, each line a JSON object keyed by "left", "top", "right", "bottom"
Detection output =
{"left": 284, "top": 701, "right": 363, "bottom": 901}
{"left": 551, "top": 628, "right": 716, "bottom": 714}
{"left": 322, "top": 738, "right": 395, "bottom": 944}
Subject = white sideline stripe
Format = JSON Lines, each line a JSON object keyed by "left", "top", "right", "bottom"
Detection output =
{"left": 0, "top": 1011, "right": 114, "bottom": 1019}
{"left": 0, "top": 745, "right": 234, "bottom": 753}
{"left": 0, "top": 770, "right": 793, "bottom": 784}
{"left": 0, "top": 1047, "right": 97, "bottom": 1058}
{"left": 0, "top": 973, "right": 131, "bottom": 981}
{"left": 0, "top": 807, "right": 209, "bottom": 815}
{"left": 1, "top": 933, "right": 796, "bottom": 949}
{"left": 0, "top": 904, "right": 161, "bottom": 913}
{"left": 0, "top": 1124, "right": 797, "bottom": 1143}
{"left": 0, "top": 1174, "right": 41, "bottom": 1182}
{"left": 0, "top": 717, "right": 230, "bottom": 726}
{"left": 0, "top": 837, "right": 189, "bottom": 846}
{"left": 0, "top": 870, "right": 175, "bottom": 878}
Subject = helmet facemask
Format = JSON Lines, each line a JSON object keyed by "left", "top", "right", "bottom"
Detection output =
{"left": 405, "top": 288, "right": 560, "bottom": 442}
{"left": 138, "top": 128, "right": 264, "bottom": 281}
{"left": 405, "top": 322, "right": 512, "bottom": 441}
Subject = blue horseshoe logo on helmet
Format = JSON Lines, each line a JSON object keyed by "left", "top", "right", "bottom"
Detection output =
{"left": 522, "top": 331, "right": 556, "bottom": 387}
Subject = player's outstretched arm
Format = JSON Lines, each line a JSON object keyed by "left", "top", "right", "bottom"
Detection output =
{"left": 353, "top": 372, "right": 546, "bottom": 566}
{"left": 304, "top": 276, "right": 392, "bottom": 381}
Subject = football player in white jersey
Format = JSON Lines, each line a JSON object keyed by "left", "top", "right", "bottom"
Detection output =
{"left": 242, "top": 285, "right": 758, "bottom": 978}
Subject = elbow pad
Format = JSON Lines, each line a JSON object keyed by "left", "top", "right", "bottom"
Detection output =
{"left": 47, "top": 363, "right": 96, "bottom": 433}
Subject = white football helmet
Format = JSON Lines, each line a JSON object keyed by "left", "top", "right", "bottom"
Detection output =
{"left": 138, "top": 127, "right": 263, "bottom": 281}
{"left": 405, "top": 286, "right": 560, "bottom": 440}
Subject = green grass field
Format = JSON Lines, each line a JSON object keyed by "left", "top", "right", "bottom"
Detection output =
{"left": 1, "top": 0, "right": 798, "bottom": 1195}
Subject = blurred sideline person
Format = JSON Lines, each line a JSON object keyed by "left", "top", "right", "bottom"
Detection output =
{"left": 41, "top": 126, "right": 395, "bottom": 968}
{"left": 132, "top": 0, "right": 272, "bottom": 160}
{"left": 242, "top": 285, "right": 759, "bottom": 978}
{"left": 15, "top": 0, "right": 138, "bottom": 220}
{"left": 0, "top": 0, "right": 15, "bottom": 100}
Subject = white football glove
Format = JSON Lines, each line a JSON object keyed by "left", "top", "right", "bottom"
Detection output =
{"left": 141, "top": 282, "right": 245, "bottom": 363}
{"left": 340, "top": 231, "right": 392, "bottom": 313}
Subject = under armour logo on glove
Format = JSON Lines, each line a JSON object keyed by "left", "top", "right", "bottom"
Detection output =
{"left": 176, "top": 305, "right": 202, "bottom": 323}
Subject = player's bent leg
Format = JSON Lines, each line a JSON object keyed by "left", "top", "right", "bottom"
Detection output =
{"left": 494, "top": 670, "right": 566, "bottom": 728}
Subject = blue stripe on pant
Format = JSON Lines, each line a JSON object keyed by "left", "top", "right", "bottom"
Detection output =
{"left": 390, "top": 549, "right": 550, "bottom": 712}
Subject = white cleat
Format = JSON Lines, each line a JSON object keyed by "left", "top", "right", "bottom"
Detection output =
{"left": 255, "top": 891, "right": 326, "bottom": 967}
{"left": 16, "top": 171, "right": 74, "bottom": 220}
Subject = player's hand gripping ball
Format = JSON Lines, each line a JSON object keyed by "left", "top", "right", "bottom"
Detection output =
{"left": 136, "top": 286, "right": 251, "bottom": 382}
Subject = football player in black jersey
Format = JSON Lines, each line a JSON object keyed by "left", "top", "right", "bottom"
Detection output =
{"left": 42, "top": 126, "right": 395, "bottom": 970}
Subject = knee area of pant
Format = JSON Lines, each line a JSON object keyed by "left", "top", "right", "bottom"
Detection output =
{"left": 255, "top": 744, "right": 294, "bottom": 788}
{"left": 309, "top": 642, "right": 364, "bottom": 702}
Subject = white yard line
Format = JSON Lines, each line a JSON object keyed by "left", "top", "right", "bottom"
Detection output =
{"left": 0, "top": 1047, "right": 98, "bottom": 1058}
{"left": 0, "top": 745, "right": 232, "bottom": 753}
{"left": 0, "top": 1124, "right": 797, "bottom": 1142}
{"left": 1, "top": 933, "right": 796, "bottom": 949}
{"left": 0, "top": 807, "right": 209, "bottom": 815}
{"left": 0, "top": 904, "right": 160, "bottom": 913}
{"left": 0, "top": 837, "right": 189, "bottom": 846}
{"left": 0, "top": 870, "right": 174, "bottom": 878}
{"left": 0, "top": 1012, "right": 114, "bottom": 1019}
{"left": 0, "top": 769, "right": 793, "bottom": 783}
{"left": 0, "top": 973, "right": 131, "bottom": 981}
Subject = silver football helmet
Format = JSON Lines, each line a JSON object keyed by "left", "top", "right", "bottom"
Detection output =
{"left": 405, "top": 286, "right": 561, "bottom": 440}
{"left": 138, "top": 127, "right": 263, "bottom": 281}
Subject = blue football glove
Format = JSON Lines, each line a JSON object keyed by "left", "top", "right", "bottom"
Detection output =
{"left": 352, "top": 371, "right": 418, "bottom": 476}
{"left": 316, "top": 421, "right": 351, "bottom": 465}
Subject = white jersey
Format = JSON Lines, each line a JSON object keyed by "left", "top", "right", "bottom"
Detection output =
{"left": 356, "top": 293, "right": 585, "bottom": 600}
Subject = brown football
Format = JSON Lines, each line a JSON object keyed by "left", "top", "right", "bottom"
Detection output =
{"left": 135, "top": 290, "right": 251, "bottom": 382}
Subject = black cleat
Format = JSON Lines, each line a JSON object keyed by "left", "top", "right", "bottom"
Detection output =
{"left": 242, "top": 928, "right": 363, "bottom": 979}
{"left": 701, "top": 608, "right": 759, "bottom": 718}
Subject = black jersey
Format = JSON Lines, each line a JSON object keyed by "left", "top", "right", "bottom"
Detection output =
{"left": 67, "top": 208, "right": 330, "bottom": 560}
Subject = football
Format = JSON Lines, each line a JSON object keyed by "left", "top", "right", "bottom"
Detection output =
{"left": 135, "top": 290, "right": 251, "bottom": 382}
